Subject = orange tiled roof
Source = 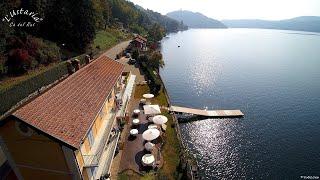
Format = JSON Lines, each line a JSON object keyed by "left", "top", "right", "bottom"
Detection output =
{"left": 136, "top": 35, "right": 147, "bottom": 42}
{"left": 13, "top": 56, "right": 124, "bottom": 148}
{"left": 134, "top": 37, "right": 145, "bottom": 44}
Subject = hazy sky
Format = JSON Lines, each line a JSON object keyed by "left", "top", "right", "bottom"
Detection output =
{"left": 129, "top": 0, "right": 320, "bottom": 20}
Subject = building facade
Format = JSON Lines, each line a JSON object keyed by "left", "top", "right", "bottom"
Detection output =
{"left": 131, "top": 35, "right": 147, "bottom": 51}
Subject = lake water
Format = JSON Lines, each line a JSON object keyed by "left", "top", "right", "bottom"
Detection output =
{"left": 160, "top": 29, "right": 320, "bottom": 179}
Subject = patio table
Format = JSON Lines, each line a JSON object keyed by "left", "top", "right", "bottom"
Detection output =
{"left": 130, "top": 129, "right": 138, "bottom": 136}
{"left": 132, "top": 118, "right": 140, "bottom": 125}
{"left": 142, "top": 154, "right": 155, "bottom": 166}
{"left": 148, "top": 124, "right": 158, "bottom": 129}
{"left": 133, "top": 109, "right": 140, "bottom": 114}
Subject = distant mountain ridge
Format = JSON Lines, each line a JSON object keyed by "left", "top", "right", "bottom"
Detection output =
{"left": 167, "top": 10, "right": 227, "bottom": 29}
{"left": 222, "top": 16, "right": 320, "bottom": 33}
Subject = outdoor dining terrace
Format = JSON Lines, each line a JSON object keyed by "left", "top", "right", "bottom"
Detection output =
{"left": 118, "top": 93, "right": 169, "bottom": 174}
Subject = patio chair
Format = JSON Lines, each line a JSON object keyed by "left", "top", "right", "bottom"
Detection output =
{"left": 161, "top": 124, "right": 167, "bottom": 131}
{"left": 140, "top": 98, "right": 146, "bottom": 105}
{"left": 148, "top": 116, "right": 154, "bottom": 122}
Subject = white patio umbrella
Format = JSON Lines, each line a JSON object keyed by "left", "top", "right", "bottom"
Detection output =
{"left": 143, "top": 93, "right": 154, "bottom": 99}
{"left": 143, "top": 93, "right": 154, "bottom": 105}
{"left": 152, "top": 115, "right": 168, "bottom": 125}
{"left": 142, "top": 129, "right": 160, "bottom": 141}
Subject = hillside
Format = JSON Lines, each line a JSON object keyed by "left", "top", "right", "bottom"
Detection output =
{"left": 135, "top": 5, "right": 188, "bottom": 32}
{"left": 222, "top": 16, "right": 320, "bottom": 33}
{"left": 0, "top": 0, "right": 187, "bottom": 77}
{"left": 167, "top": 10, "right": 227, "bottom": 29}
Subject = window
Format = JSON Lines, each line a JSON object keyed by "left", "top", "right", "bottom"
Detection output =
{"left": 90, "top": 167, "right": 97, "bottom": 177}
{"left": 88, "top": 129, "right": 94, "bottom": 147}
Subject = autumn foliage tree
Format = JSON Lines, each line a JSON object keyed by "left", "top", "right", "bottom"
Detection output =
{"left": 6, "top": 48, "right": 30, "bottom": 75}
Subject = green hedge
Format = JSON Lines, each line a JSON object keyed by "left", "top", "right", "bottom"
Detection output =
{"left": 0, "top": 61, "right": 68, "bottom": 115}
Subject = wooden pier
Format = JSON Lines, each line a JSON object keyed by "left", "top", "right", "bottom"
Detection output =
{"left": 169, "top": 106, "right": 244, "bottom": 118}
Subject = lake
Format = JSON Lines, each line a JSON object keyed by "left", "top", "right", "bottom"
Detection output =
{"left": 160, "top": 29, "right": 320, "bottom": 179}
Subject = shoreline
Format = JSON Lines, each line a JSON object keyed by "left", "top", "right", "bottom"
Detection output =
{"left": 115, "top": 55, "right": 192, "bottom": 179}
{"left": 158, "top": 71, "right": 200, "bottom": 179}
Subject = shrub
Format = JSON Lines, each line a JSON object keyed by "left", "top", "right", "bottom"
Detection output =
{"left": 131, "top": 48, "right": 139, "bottom": 60}
{"left": 26, "top": 37, "right": 61, "bottom": 65}
{"left": 4, "top": 36, "right": 61, "bottom": 75}
{"left": 6, "top": 48, "right": 30, "bottom": 75}
{"left": 0, "top": 55, "right": 6, "bottom": 78}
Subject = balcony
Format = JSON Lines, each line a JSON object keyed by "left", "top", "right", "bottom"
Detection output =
{"left": 116, "top": 74, "right": 136, "bottom": 118}
{"left": 95, "top": 131, "right": 120, "bottom": 178}
{"left": 83, "top": 111, "right": 116, "bottom": 167}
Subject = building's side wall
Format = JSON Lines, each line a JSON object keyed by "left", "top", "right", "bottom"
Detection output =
{"left": 76, "top": 81, "right": 119, "bottom": 179}
{"left": 0, "top": 119, "right": 74, "bottom": 180}
{"left": 75, "top": 150, "right": 84, "bottom": 172}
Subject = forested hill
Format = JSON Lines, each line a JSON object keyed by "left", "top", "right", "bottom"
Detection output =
{"left": 1, "top": 0, "right": 186, "bottom": 51}
{"left": 135, "top": 5, "right": 188, "bottom": 32}
{"left": 167, "top": 10, "right": 227, "bottom": 29}
{"left": 107, "top": 0, "right": 187, "bottom": 35}
{"left": 222, "top": 16, "right": 320, "bottom": 33}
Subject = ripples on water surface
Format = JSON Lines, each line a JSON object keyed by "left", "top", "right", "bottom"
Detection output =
{"left": 160, "top": 29, "right": 320, "bottom": 179}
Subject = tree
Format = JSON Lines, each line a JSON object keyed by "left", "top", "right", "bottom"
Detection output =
{"left": 131, "top": 48, "right": 139, "bottom": 60}
{"left": 36, "top": 0, "right": 96, "bottom": 52}
{"left": 148, "top": 51, "right": 164, "bottom": 70}
{"left": 74, "top": 0, "right": 97, "bottom": 51}
{"left": 102, "top": 1, "right": 112, "bottom": 29}
{"left": 148, "top": 23, "right": 165, "bottom": 43}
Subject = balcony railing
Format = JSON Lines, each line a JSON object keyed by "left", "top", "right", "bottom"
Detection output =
{"left": 100, "top": 131, "right": 120, "bottom": 177}
{"left": 83, "top": 112, "right": 116, "bottom": 167}
{"left": 116, "top": 74, "right": 136, "bottom": 118}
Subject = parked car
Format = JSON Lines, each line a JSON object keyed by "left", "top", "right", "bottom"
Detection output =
{"left": 128, "top": 58, "right": 136, "bottom": 65}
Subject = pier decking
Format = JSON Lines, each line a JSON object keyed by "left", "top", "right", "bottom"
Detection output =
{"left": 170, "top": 106, "right": 244, "bottom": 118}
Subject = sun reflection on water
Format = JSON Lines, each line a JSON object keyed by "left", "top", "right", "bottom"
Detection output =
{"left": 188, "top": 55, "right": 222, "bottom": 97}
{"left": 180, "top": 119, "right": 246, "bottom": 179}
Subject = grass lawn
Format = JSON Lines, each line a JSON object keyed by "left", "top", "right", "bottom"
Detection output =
{"left": 93, "top": 28, "right": 129, "bottom": 51}
{"left": 122, "top": 84, "right": 181, "bottom": 180}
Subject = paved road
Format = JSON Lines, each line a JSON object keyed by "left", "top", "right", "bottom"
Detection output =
{"left": 102, "top": 40, "right": 131, "bottom": 60}
{"left": 118, "top": 57, "right": 146, "bottom": 83}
